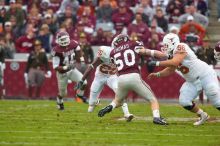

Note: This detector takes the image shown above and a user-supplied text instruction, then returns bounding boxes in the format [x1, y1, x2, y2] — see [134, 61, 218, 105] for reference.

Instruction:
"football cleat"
[153, 117, 168, 125]
[98, 105, 113, 117]
[57, 103, 64, 110]
[124, 114, 134, 122]
[88, 100, 100, 112]
[193, 112, 209, 126]
[88, 105, 95, 112]
[75, 95, 88, 104]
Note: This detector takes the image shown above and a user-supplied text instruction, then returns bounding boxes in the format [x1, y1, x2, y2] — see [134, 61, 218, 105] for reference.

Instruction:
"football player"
[76, 46, 134, 122]
[52, 31, 87, 110]
[148, 33, 220, 125]
[97, 34, 168, 125]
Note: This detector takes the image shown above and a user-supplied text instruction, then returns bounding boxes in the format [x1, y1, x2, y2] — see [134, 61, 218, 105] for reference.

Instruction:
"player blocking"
[97, 34, 168, 125]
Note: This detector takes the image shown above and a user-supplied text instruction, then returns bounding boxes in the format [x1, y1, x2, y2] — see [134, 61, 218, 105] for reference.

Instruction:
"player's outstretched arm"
[148, 66, 176, 79]
[135, 47, 167, 59]
[148, 53, 187, 67]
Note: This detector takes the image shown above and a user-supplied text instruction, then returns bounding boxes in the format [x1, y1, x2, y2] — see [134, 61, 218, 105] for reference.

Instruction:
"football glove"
[147, 61, 160, 67]
[76, 80, 84, 90]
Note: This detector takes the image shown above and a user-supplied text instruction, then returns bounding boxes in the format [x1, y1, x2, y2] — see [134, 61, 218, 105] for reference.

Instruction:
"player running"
[52, 31, 87, 110]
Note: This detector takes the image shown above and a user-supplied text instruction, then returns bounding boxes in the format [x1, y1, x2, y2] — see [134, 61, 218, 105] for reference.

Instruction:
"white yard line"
[0, 130, 220, 137]
[0, 142, 38, 145]
[0, 141, 64, 146]
[117, 116, 220, 122]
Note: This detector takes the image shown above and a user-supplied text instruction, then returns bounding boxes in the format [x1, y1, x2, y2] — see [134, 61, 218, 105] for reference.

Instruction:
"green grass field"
[0, 100, 220, 146]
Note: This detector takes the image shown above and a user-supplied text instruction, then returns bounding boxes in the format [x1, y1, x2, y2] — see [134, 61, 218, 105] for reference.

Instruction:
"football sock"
[121, 103, 130, 116]
[152, 109, 160, 118]
[89, 91, 98, 106]
[57, 96, 63, 104]
[110, 101, 117, 109]
[196, 109, 204, 115]
[76, 89, 84, 97]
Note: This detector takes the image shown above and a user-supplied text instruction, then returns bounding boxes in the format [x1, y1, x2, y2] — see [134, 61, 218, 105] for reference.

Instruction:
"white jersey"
[173, 43, 214, 82]
[95, 46, 117, 76]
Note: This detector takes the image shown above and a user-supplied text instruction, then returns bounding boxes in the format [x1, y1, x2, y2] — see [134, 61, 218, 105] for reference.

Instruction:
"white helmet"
[161, 33, 180, 55]
[56, 31, 70, 47]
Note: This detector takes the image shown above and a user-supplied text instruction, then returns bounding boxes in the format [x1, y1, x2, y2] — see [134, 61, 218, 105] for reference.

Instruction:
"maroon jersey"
[15, 35, 35, 53]
[51, 40, 80, 73]
[110, 40, 143, 75]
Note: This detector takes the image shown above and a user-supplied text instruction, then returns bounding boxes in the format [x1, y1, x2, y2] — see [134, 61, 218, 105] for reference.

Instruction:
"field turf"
[0, 100, 220, 146]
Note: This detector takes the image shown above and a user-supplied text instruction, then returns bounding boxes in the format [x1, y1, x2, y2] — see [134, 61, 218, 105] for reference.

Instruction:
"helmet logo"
[168, 37, 174, 42]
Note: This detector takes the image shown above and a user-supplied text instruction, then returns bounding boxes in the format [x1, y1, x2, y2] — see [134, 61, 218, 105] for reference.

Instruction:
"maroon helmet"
[214, 41, 220, 61]
[55, 31, 70, 47]
[111, 34, 130, 48]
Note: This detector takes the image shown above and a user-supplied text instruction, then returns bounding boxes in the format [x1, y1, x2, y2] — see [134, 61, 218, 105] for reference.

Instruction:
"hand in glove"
[147, 60, 160, 67]
[75, 80, 84, 90]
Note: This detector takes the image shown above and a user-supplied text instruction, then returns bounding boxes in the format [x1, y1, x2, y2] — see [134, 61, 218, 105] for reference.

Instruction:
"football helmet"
[214, 41, 220, 61]
[111, 34, 130, 48]
[161, 33, 180, 55]
[56, 31, 70, 47]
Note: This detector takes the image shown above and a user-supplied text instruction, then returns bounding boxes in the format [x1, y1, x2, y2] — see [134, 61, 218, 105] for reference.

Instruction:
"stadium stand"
[0, 0, 219, 99]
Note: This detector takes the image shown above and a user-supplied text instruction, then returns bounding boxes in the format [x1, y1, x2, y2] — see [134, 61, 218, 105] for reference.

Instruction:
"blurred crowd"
[0, 0, 216, 66]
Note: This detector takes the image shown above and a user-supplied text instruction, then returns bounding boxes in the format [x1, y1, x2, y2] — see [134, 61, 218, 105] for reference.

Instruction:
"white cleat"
[88, 105, 96, 112]
[124, 114, 134, 122]
[193, 112, 209, 126]
[88, 100, 100, 113]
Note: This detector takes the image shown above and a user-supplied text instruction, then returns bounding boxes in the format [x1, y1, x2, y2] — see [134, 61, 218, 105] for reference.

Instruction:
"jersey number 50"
[113, 49, 135, 71]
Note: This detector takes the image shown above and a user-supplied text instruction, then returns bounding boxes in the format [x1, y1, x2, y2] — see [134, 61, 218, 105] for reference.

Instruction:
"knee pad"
[183, 102, 195, 110]
[179, 96, 193, 107]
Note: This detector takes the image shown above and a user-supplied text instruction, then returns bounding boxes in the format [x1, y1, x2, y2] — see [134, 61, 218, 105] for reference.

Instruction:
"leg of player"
[179, 82, 209, 125]
[70, 68, 88, 103]
[56, 73, 68, 110]
[183, 102, 209, 126]
[201, 72, 220, 112]
[98, 97, 123, 117]
[107, 75, 133, 122]
[76, 82, 88, 103]
[121, 102, 134, 122]
[88, 91, 100, 112]
[145, 97, 167, 125]
[57, 94, 64, 110]
[134, 76, 167, 125]
[88, 75, 105, 112]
